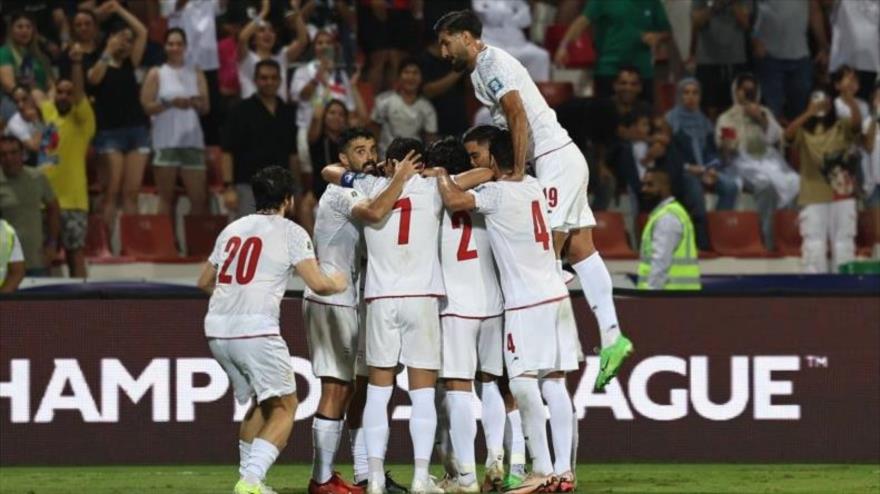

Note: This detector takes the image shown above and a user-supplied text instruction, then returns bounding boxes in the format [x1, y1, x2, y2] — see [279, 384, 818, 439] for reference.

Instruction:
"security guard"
[637, 168, 701, 290]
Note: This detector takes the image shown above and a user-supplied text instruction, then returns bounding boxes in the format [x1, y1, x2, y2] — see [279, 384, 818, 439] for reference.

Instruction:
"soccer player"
[424, 137, 505, 493]
[304, 128, 420, 494]
[435, 131, 580, 493]
[435, 10, 633, 390]
[197, 166, 348, 494]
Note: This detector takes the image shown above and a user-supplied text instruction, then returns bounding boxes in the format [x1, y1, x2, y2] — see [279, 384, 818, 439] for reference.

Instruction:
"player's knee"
[565, 228, 596, 263]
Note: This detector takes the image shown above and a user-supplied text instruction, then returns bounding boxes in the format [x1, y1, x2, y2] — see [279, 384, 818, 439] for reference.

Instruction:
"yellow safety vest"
[637, 200, 701, 290]
[0, 219, 15, 285]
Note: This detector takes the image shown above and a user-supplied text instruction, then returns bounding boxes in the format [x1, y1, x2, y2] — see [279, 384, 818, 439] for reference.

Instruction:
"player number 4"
[218, 236, 263, 285]
[507, 333, 516, 353]
[531, 200, 550, 250]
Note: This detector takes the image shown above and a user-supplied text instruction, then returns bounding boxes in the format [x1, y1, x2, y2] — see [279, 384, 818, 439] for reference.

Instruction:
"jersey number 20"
[218, 236, 263, 284]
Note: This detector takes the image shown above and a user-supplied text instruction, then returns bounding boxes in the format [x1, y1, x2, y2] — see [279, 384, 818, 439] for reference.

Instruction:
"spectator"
[357, 0, 420, 92]
[290, 30, 365, 175]
[0, 135, 60, 276]
[785, 82, 861, 273]
[0, 216, 25, 293]
[555, 0, 670, 102]
[666, 77, 738, 211]
[140, 28, 210, 217]
[300, 0, 357, 68]
[474, 0, 550, 81]
[417, 32, 469, 137]
[4, 85, 56, 167]
[751, 0, 829, 121]
[86, 2, 148, 235]
[637, 168, 701, 290]
[221, 59, 298, 218]
[691, 0, 751, 120]
[216, 11, 244, 124]
[828, 0, 879, 102]
[717, 73, 799, 251]
[370, 58, 438, 157]
[37, 44, 95, 278]
[58, 9, 102, 80]
[0, 12, 55, 121]
[863, 81, 880, 258]
[237, 0, 309, 102]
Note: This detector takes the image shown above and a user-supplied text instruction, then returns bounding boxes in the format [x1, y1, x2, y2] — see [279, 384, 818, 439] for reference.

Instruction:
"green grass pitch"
[0, 464, 877, 493]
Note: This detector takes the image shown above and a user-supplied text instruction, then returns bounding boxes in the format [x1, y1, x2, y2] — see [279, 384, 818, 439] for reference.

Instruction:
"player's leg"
[239, 401, 265, 477]
[539, 371, 574, 490]
[408, 367, 441, 493]
[475, 315, 507, 491]
[498, 375, 527, 484]
[311, 378, 353, 490]
[237, 393, 298, 490]
[347, 375, 370, 486]
[434, 381, 458, 480]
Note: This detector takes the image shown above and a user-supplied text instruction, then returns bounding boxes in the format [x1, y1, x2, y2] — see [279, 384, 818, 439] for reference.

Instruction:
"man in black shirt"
[417, 31, 469, 137]
[221, 59, 298, 217]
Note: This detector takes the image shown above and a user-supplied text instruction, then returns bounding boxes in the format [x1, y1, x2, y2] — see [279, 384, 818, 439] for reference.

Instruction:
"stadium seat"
[544, 23, 596, 68]
[537, 81, 574, 108]
[856, 210, 877, 254]
[635, 212, 649, 246]
[184, 215, 229, 258]
[707, 211, 771, 257]
[119, 214, 189, 261]
[592, 212, 638, 259]
[773, 210, 802, 256]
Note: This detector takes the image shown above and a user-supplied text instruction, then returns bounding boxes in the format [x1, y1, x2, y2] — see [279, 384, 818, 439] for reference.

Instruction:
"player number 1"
[531, 200, 550, 250]
[394, 198, 412, 245]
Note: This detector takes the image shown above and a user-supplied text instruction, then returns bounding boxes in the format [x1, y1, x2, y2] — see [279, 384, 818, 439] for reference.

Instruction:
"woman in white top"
[140, 28, 210, 217]
[237, 0, 309, 101]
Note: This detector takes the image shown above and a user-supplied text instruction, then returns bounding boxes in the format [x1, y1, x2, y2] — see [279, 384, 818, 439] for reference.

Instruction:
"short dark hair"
[74, 8, 98, 23]
[0, 135, 23, 150]
[831, 64, 856, 88]
[165, 27, 187, 44]
[426, 136, 470, 175]
[254, 59, 281, 78]
[398, 57, 421, 75]
[733, 72, 757, 90]
[489, 130, 514, 173]
[433, 10, 482, 38]
[462, 125, 500, 145]
[386, 137, 424, 163]
[251, 166, 296, 211]
[619, 109, 651, 128]
[616, 65, 642, 82]
[339, 127, 375, 152]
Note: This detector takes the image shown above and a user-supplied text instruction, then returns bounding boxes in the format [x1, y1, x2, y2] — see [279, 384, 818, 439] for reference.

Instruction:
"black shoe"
[385, 471, 409, 494]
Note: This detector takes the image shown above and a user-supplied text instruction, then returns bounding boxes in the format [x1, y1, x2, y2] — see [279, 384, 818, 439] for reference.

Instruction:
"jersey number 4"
[218, 236, 263, 285]
[531, 200, 550, 250]
[451, 211, 478, 261]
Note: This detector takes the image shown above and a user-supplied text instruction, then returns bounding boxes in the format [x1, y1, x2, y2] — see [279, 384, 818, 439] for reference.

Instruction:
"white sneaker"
[411, 475, 445, 494]
[367, 478, 385, 494]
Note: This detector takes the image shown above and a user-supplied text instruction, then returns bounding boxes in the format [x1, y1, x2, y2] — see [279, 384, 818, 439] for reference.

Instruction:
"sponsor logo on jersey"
[487, 78, 504, 96]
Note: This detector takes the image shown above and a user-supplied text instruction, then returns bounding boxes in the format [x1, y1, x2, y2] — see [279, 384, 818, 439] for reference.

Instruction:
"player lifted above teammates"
[436, 130, 581, 493]
[304, 128, 420, 494]
[197, 166, 347, 494]
[435, 10, 633, 389]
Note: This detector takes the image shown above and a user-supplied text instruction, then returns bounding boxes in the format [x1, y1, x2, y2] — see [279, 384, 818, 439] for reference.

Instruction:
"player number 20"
[218, 236, 263, 285]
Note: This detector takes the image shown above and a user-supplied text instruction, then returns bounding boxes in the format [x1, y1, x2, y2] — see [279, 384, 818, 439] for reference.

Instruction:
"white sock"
[312, 417, 343, 483]
[363, 384, 393, 483]
[409, 387, 437, 482]
[478, 381, 506, 463]
[506, 409, 526, 468]
[238, 440, 251, 478]
[507, 377, 553, 476]
[573, 252, 622, 348]
[571, 407, 579, 475]
[541, 378, 573, 474]
[242, 438, 280, 484]
[350, 428, 369, 483]
[435, 385, 458, 477]
[446, 390, 477, 484]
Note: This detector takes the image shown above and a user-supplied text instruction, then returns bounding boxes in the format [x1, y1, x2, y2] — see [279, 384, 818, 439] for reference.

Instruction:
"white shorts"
[208, 336, 296, 405]
[503, 298, 581, 378]
[366, 297, 442, 369]
[534, 142, 596, 232]
[440, 315, 504, 379]
[304, 299, 368, 381]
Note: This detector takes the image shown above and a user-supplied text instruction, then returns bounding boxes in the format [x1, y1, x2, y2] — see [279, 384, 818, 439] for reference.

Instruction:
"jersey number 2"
[394, 198, 412, 245]
[531, 200, 550, 250]
[218, 236, 263, 284]
[451, 211, 478, 261]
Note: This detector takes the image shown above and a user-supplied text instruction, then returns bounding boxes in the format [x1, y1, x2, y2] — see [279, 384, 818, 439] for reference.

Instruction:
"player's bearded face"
[440, 32, 469, 72]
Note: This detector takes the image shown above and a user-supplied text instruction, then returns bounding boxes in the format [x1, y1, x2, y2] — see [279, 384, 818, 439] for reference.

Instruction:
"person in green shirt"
[554, 0, 670, 103]
[0, 12, 54, 121]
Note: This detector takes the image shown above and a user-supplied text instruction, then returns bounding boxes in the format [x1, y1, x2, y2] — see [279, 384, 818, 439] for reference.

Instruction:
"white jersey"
[469, 177, 567, 310]
[304, 184, 366, 307]
[439, 209, 503, 318]
[205, 215, 315, 338]
[356, 175, 446, 300]
[470, 45, 571, 158]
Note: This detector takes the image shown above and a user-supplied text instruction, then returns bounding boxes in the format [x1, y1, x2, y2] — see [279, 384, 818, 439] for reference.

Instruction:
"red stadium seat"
[119, 214, 186, 261]
[635, 212, 649, 245]
[544, 23, 596, 68]
[184, 214, 229, 258]
[592, 212, 638, 259]
[773, 210, 802, 256]
[707, 211, 771, 257]
[857, 210, 877, 254]
[537, 81, 574, 108]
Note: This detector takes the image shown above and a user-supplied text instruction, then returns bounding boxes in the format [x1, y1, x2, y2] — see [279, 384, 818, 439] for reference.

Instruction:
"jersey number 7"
[218, 236, 263, 285]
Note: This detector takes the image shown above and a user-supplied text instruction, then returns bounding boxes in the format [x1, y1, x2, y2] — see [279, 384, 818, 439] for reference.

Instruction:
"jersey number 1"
[531, 200, 550, 250]
[394, 198, 411, 245]
[451, 211, 478, 261]
[218, 236, 263, 284]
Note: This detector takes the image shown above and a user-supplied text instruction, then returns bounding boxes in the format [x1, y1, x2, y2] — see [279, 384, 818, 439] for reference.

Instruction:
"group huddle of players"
[198, 10, 635, 494]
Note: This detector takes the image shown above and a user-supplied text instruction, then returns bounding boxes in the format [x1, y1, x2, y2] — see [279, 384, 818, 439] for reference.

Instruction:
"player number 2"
[451, 211, 478, 261]
[394, 198, 412, 245]
[218, 236, 263, 285]
[531, 200, 550, 251]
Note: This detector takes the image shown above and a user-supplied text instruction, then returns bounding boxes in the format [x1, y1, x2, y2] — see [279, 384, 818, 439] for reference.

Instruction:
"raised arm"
[283, 0, 310, 63]
[69, 44, 86, 102]
[114, 1, 148, 66]
[296, 258, 347, 295]
[785, 100, 820, 141]
[238, 0, 270, 61]
[352, 151, 418, 223]
[554, 14, 589, 66]
[500, 91, 528, 179]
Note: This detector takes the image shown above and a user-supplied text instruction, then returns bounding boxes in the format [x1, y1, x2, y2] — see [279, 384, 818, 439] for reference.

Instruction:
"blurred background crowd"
[0, 0, 877, 286]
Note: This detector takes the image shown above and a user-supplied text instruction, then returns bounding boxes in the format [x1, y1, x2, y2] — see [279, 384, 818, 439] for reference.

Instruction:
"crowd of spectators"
[0, 0, 877, 284]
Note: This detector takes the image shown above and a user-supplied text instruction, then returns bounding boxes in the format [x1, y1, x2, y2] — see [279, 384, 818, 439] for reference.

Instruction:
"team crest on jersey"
[487, 77, 503, 95]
